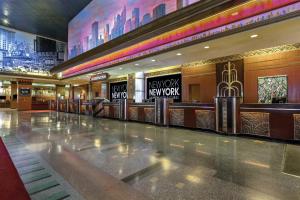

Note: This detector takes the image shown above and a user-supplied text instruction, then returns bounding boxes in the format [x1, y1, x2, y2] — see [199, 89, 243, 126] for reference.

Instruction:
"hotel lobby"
[0, 0, 300, 199]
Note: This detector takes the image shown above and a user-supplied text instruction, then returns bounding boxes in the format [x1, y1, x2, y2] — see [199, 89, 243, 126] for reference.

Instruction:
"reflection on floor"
[0, 110, 300, 200]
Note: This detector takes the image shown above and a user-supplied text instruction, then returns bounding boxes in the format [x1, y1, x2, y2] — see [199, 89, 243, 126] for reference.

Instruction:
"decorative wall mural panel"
[169, 109, 184, 126]
[216, 60, 244, 98]
[240, 112, 270, 136]
[195, 110, 215, 130]
[0, 26, 65, 76]
[144, 108, 155, 123]
[113, 106, 120, 118]
[104, 106, 110, 117]
[294, 114, 300, 140]
[258, 75, 288, 104]
[129, 107, 138, 121]
[68, 0, 200, 58]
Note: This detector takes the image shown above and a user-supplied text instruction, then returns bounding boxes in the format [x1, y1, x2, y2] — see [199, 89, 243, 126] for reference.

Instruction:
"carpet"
[0, 137, 30, 200]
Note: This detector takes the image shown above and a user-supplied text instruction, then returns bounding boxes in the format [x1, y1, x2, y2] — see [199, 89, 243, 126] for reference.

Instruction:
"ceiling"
[0, 0, 92, 41]
[66, 16, 300, 85]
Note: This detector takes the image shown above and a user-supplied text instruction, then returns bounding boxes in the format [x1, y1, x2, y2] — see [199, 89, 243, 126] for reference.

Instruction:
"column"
[88, 82, 93, 100]
[17, 79, 32, 111]
[10, 81, 17, 109]
[135, 72, 145, 103]
[101, 82, 108, 99]
[127, 73, 135, 100]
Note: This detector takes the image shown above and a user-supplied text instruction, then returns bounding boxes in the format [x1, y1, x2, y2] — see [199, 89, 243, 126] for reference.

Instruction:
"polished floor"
[0, 110, 300, 200]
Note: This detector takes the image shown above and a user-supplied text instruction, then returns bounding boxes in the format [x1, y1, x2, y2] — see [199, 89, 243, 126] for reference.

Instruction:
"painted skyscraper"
[91, 21, 99, 48]
[153, 4, 166, 20]
[68, 0, 201, 58]
[132, 8, 140, 29]
[104, 24, 110, 42]
[141, 13, 152, 25]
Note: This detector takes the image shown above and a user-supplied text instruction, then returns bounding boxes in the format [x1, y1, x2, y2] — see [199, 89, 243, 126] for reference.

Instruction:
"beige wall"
[181, 64, 216, 103]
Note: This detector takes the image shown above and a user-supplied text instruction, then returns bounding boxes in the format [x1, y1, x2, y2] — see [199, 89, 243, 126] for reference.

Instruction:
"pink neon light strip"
[63, 0, 298, 77]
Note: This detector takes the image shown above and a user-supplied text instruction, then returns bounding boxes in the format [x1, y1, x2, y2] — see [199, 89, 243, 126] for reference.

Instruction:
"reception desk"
[102, 102, 215, 131]
[168, 103, 215, 130]
[0, 100, 10, 108]
[240, 104, 300, 141]
[127, 103, 155, 123]
[51, 99, 300, 142]
[102, 102, 122, 119]
[32, 101, 49, 110]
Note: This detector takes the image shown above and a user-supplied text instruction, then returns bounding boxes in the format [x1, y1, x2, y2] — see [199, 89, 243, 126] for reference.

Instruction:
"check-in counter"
[125, 102, 215, 130]
[0, 100, 10, 108]
[49, 100, 57, 110]
[49, 97, 300, 142]
[59, 100, 67, 112]
[168, 103, 215, 130]
[81, 101, 93, 115]
[32, 101, 49, 110]
[240, 104, 300, 141]
[102, 102, 121, 119]
[69, 100, 79, 113]
[128, 103, 155, 123]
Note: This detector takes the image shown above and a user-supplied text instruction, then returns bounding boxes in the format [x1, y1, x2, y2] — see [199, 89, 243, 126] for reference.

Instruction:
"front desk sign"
[110, 81, 127, 101]
[90, 73, 109, 82]
[147, 74, 182, 102]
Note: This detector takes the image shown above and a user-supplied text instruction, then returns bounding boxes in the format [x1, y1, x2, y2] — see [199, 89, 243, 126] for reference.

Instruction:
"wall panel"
[244, 49, 300, 103]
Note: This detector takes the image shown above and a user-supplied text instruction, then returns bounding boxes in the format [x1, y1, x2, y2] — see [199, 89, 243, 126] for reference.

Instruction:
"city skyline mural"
[63, 0, 299, 78]
[0, 26, 66, 76]
[68, 0, 200, 58]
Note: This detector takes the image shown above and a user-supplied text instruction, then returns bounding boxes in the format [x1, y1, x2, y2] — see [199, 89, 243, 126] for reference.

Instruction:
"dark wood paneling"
[241, 104, 300, 140]
[270, 112, 294, 140]
[244, 49, 300, 103]
[138, 108, 145, 122]
[109, 106, 114, 118]
[182, 64, 216, 103]
[184, 108, 196, 128]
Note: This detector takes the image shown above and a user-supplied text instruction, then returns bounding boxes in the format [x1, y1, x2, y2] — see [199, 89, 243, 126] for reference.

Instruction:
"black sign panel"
[19, 88, 31, 96]
[147, 74, 182, 102]
[110, 81, 127, 101]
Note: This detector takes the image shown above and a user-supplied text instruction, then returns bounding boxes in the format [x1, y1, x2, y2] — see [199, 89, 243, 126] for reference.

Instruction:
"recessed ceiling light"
[135, 63, 140, 66]
[250, 34, 258, 38]
[151, 59, 156, 62]
[231, 12, 239, 16]
[176, 53, 182, 56]
[204, 46, 210, 49]
[3, 18, 9, 24]
[119, 67, 123, 70]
